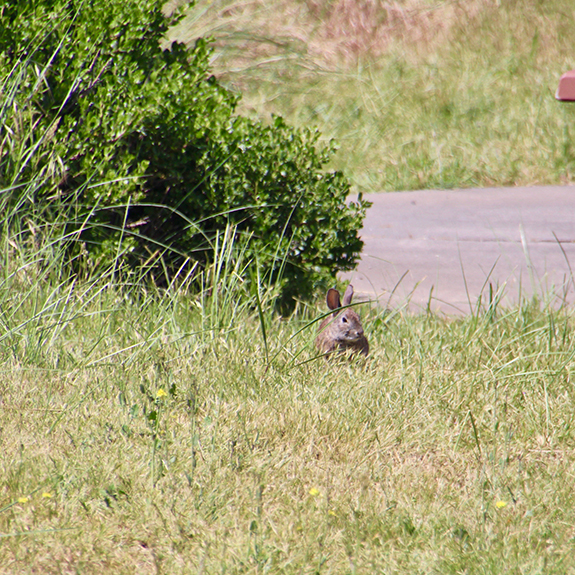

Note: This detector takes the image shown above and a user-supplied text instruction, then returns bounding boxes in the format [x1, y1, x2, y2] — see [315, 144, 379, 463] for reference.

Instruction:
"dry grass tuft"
[172, 0, 493, 69]
[303, 0, 491, 63]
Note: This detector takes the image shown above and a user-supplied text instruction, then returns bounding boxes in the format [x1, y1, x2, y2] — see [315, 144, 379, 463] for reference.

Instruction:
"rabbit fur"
[315, 284, 369, 357]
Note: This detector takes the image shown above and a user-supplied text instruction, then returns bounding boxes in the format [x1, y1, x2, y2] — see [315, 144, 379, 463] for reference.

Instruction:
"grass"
[3, 1, 575, 572]
[2, 239, 575, 572]
[171, 0, 575, 193]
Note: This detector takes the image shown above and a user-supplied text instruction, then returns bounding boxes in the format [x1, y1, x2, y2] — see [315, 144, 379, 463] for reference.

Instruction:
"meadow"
[171, 0, 575, 193]
[2, 239, 575, 573]
[2, 0, 575, 573]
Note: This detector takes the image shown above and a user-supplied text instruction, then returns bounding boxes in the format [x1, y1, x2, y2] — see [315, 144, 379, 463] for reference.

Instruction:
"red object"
[556, 70, 575, 101]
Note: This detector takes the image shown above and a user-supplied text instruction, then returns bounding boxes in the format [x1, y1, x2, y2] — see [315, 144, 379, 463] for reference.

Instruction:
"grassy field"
[171, 0, 575, 193]
[2, 248, 575, 573]
[3, 1, 575, 573]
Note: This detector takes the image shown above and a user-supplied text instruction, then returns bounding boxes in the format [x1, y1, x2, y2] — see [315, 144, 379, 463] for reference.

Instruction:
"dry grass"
[170, 0, 492, 67]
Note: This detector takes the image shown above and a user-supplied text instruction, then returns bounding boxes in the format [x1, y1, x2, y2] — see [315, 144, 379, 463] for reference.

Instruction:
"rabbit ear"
[326, 288, 341, 310]
[342, 284, 354, 306]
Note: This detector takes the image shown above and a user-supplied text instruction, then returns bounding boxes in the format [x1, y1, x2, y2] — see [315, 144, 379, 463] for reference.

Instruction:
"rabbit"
[315, 284, 369, 357]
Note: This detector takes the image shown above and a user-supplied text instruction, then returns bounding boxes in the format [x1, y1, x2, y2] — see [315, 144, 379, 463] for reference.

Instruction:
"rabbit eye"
[341, 316, 347, 323]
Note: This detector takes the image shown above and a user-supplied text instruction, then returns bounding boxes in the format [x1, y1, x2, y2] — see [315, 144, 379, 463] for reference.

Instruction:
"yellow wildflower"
[156, 388, 168, 398]
[495, 500, 507, 509]
[309, 488, 321, 497]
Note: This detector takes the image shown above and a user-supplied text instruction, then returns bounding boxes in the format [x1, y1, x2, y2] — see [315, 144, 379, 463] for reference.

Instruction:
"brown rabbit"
[315, 284, 369, 357]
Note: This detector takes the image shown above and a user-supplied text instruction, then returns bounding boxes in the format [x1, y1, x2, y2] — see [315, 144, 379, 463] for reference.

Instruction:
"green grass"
[2, 247, 575, 572]
[171, 0, 575, 193]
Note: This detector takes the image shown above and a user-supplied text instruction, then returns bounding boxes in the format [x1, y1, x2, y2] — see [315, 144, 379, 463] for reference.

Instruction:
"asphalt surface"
[341, 186, 575, 314]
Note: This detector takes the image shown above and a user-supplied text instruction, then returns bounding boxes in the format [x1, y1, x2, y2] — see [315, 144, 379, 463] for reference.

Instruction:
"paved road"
[341, 186, 575, 314]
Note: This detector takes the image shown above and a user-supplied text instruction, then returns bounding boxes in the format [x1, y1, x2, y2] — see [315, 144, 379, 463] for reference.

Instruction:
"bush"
[0, 0, 368, 305]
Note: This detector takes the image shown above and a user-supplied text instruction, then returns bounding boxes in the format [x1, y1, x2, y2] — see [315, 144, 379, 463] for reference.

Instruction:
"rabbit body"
[315, 285, 369, 357]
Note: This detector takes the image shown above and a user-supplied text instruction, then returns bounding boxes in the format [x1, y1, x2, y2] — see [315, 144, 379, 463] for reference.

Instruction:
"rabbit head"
[315, 284, 369, 357]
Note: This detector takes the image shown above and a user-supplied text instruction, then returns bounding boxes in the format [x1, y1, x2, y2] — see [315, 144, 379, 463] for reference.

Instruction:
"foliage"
[0, 0, 368, 304]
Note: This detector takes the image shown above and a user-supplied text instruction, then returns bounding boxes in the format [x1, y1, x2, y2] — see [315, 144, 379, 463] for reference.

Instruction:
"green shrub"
[0, 0, 368, 305]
